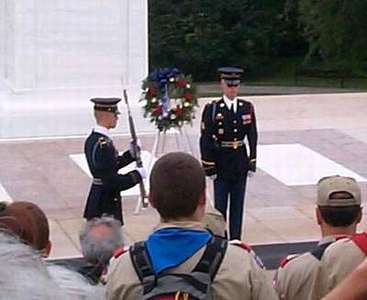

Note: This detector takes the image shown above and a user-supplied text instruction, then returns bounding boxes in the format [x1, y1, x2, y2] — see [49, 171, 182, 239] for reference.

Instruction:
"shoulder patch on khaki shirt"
[280, 254, 300, 268]
[230, 240, 265, 269]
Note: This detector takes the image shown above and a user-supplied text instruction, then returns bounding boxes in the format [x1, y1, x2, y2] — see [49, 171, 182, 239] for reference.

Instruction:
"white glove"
[209, 174, 217, 181]
[129, 139, 142, 158]
[136, 167, 147, 179]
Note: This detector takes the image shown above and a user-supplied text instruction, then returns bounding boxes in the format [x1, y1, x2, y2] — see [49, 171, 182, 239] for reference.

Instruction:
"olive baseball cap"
[317, 175, 361, 207]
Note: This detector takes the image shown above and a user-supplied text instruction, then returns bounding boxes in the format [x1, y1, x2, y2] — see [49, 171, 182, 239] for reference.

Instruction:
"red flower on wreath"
[152, 105, 163, 116]
[147, 86, 158, 97]
[175, 105, 183, 117]
[184, 91, 193, 102]
[176, 78, 188, 88]
[141, 69, 198, 131]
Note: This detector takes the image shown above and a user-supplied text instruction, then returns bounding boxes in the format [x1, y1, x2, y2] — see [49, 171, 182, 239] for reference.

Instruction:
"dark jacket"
[83, 131, 141, 224]
[200, 98, 258, 181]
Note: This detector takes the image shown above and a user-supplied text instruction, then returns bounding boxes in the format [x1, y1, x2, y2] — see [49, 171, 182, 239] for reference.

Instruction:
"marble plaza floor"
[1, 92, 367, 258]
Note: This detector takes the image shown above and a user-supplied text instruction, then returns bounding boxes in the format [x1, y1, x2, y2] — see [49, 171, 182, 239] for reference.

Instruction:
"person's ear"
[356, 207, 362, 224]
[148, 193, 156, 208]
[198, 191, 206, 207]
[42, 240, 52, 258]
[315, 207, 322, 225]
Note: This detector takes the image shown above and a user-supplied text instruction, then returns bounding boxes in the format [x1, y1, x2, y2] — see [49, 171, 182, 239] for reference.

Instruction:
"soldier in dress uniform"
[83, 98, 146, 225]
[199, 67, 258, 240]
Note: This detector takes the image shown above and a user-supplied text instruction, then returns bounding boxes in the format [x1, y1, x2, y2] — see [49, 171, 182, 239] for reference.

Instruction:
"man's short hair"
[79, 216, 123, 265]
[149, 152, 206, 220]
[317, 175, 362, 227]
[0, 201, 50, 252]
[318, 205, 361, 227]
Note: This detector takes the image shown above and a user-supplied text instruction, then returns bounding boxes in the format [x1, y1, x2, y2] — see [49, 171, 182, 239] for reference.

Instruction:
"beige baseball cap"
[317, 175, 361, 207]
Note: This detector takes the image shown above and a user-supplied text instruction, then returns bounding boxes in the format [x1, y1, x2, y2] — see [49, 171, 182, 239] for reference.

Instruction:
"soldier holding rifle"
[84, 97, 147, 225]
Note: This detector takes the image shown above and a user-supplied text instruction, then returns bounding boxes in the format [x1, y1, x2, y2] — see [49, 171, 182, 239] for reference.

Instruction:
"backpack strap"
[352, 232, 367, 255]
[310, 235, 348, 260]
[129, 241, 156, 294]
[130, 237, 228, 296]
[310, 241, 334, 260]
[193, 236, 228, 281]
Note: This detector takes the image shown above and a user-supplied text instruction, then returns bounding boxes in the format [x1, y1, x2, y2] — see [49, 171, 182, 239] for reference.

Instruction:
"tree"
[149, 0, 299, 80]
[299, 0, 367, 71]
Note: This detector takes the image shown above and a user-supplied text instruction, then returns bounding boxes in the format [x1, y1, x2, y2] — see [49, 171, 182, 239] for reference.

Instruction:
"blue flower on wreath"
[149, 68, 181, 116]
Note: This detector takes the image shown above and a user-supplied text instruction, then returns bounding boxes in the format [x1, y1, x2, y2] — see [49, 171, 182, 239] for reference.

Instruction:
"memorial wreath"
[140, 68, 198, 132]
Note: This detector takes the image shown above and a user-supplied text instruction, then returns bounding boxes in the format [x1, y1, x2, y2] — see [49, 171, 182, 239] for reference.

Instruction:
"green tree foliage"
[149, 0, 302, 80]
[299, 0, 367, 71]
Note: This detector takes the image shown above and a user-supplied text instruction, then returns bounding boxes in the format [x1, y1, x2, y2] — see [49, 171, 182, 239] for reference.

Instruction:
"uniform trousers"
[214, 176, 247, 240]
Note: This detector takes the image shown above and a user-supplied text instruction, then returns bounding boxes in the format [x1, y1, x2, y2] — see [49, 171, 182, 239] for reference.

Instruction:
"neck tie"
[230, 102, 235, 114]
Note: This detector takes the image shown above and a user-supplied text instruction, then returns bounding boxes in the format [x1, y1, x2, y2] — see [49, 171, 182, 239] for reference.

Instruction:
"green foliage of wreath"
[140, 72, 198, 132]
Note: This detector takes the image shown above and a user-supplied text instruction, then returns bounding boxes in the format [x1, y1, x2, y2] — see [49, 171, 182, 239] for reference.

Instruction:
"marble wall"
[0, 0, 148, 92]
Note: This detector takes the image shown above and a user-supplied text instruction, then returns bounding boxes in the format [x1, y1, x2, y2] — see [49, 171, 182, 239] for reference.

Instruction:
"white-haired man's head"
[79, 216, 124, 266]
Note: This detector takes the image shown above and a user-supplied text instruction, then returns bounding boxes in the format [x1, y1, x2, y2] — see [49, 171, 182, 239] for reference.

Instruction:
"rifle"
[123, 89, 148, 207]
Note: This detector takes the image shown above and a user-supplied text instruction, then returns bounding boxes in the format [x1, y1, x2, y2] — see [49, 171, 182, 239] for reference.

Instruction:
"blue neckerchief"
[146, 227, 211, 274]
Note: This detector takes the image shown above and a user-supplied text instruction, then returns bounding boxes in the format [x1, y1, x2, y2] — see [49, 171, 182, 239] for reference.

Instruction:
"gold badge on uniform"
[98, 137, 108, 147]
[216, 113, 224, 120]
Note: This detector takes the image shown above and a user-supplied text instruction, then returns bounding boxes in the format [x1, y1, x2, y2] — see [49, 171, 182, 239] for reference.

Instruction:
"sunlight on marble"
[257, 143, 366, 186]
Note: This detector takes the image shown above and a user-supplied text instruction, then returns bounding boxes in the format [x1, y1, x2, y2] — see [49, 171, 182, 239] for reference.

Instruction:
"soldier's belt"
[218, 140, 244, 149]
[92, 178, 103, 185]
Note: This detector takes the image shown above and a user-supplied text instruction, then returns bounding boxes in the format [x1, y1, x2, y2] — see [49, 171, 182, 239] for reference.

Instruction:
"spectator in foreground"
[79, 215, 124, 284]
[274, 175, 362, 300]
[47, 264, 105, 300]
[202, 204, 227, 238]
[323, 258, 367, 300]
[0, 232, 63, 300]
[0, 201, 52, 256]
[106, 152, 276, 300]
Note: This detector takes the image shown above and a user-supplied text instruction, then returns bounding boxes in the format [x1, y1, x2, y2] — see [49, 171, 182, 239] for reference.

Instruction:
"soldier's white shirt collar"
[93, 125, 112, 139]
[223, 95, 238, 113]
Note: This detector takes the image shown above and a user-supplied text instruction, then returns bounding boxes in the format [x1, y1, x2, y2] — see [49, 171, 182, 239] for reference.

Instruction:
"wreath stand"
[134, 125, 195, 214]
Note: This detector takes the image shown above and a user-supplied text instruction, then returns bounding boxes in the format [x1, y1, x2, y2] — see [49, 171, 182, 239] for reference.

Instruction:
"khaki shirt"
[312, 237, 365, 300]
[106, 221, 277, 300]
[274, 236, 337, 300]
[202, 205, 227, 238]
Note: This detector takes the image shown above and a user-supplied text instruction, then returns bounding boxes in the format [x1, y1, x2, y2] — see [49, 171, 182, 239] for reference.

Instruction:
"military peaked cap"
[90, 97, 121, 114]
[218, 67, 244, 85]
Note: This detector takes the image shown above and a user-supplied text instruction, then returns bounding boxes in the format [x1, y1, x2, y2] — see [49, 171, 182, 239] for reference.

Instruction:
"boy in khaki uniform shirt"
[323, 258, 367, 300]
[274, 175, 362, 300]
[106, 152, 277, 300]
[312, 235, 366, 299]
